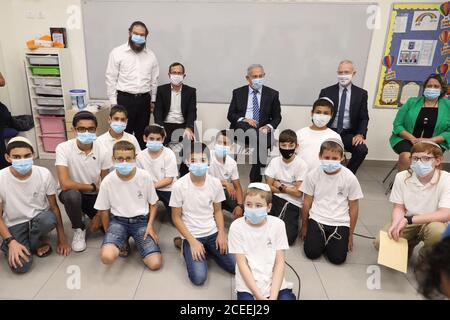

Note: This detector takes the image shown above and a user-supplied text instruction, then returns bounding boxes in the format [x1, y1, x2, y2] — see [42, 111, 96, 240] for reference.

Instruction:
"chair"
[382, 163, 398, 195]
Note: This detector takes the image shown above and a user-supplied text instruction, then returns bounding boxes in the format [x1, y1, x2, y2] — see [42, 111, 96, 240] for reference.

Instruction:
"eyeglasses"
[411, 156, 435, 162]
[114, 157, 135, 163]
[76, 127, 96, 133]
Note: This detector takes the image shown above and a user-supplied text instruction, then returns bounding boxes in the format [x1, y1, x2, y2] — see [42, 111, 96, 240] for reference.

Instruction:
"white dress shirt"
[105, 43, 159, 105]
[165, 85, 184, 124]
[331, 84, 351, 130]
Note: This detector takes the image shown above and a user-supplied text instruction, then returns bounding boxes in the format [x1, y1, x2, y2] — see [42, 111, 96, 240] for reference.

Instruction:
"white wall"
[0, 0, 448, 162]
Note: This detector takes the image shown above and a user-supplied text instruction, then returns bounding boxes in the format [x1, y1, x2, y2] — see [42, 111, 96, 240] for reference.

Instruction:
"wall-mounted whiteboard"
[82, 0, 374, 105]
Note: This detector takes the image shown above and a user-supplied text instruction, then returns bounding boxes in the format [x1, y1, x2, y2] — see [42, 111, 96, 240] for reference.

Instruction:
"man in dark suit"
[319, 60, 369, 174]
[227, 64, 282, 182]
[154, 62, 197, 145]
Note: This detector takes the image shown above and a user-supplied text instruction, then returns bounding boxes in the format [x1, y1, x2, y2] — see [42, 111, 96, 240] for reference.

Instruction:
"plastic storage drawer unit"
[30, 66, 60, 76]
[27, 55, 59, 65]
[37, 116, 66, 134]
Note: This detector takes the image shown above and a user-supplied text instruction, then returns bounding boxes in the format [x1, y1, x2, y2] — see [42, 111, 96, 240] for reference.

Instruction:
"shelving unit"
[24, 48, 74, 159]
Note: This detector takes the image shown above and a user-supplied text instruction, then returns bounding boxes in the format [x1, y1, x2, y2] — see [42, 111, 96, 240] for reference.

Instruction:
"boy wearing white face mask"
[0, 137, 70, 274]
[297, 98, 342, 171]
[375, 141, 450, 262]
[228, 183, 295, 300]
[170, 142, 235, 285]
[208, 130, 244, 220]
[97, 105, 141, 165]
[300, 139, 363, 265]
[137, 124, 178, 212]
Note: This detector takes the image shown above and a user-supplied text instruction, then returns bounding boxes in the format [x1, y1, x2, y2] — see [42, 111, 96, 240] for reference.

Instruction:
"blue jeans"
[182, 232, 235, 285]
[237, 288, 296, 300]
[103, 215, 160, 259]
[1, 210, 56, 274]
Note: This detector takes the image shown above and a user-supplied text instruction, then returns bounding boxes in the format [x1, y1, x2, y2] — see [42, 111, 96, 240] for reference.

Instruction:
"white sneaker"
[72, 228, 87, 252]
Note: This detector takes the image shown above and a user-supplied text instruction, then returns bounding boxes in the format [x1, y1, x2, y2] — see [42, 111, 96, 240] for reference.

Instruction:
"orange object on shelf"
[26, 34, 62, 49]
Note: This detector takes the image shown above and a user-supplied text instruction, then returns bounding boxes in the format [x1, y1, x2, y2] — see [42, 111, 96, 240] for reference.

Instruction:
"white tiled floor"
[0, 161, 422, 300]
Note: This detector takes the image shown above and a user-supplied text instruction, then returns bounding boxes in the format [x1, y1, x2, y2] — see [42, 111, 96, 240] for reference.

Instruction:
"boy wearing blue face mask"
[170, 142, 235, 285]
[95, 141, 162, 270]
[97, 105, 141, 163]
[228, 183, 295, 300]
[0, 137, 70, 273]
[375, 141, 449, 262]
[56, 111, 112, 252]
[137, 124, 178, 212]
[209, 130, 244, 219]
[300, 138, 363, 265]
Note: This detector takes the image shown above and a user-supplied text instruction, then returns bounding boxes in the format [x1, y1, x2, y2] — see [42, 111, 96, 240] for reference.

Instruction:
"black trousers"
[303, 218, 349, 265]
[59, 190, 98, 230]
[270, 195, 301, 245]
[338, 129, 368, 174]
[117, 91, 151, 149]
[0, 101, 11, 169]
[234, 121, 273, 183]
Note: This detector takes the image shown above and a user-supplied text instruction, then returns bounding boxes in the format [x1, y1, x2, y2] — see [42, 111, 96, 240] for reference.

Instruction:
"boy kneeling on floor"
[0, 137, 70, 273]
[95, 141, 162, 270]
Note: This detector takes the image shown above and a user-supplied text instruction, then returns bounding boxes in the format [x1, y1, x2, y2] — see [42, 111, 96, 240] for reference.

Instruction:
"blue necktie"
[252, 90, 260, 124]
[336, 87, 347, 133]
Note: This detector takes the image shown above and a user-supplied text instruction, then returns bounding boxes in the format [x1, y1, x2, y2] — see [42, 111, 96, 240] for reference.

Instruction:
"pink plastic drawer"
[37, 116, 65, 134]
[40, 134, 66, 153]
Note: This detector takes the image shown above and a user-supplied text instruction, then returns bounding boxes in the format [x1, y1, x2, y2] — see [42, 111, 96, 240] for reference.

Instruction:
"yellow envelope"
[377, 230, 408, 273]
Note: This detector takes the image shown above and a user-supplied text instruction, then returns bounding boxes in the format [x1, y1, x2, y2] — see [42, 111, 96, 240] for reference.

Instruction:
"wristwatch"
[91, 183, 97, 192]
[405, 215, 413, 225]
[4, 236, 15, 246]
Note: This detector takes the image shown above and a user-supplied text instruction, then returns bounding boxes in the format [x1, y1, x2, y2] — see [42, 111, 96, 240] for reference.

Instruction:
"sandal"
[36, 243, 53, 258]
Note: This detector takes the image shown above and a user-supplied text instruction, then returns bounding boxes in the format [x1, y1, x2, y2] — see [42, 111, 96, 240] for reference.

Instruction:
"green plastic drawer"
[30, 65, 60, 76]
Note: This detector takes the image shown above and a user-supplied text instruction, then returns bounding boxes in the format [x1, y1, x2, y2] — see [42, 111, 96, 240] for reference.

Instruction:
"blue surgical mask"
[320, 159, 342, 173]
[189, 162, 209, 177]
[110, 121, 127, 134]
[114, 162, 136, 176]
[423, 88, 441, 100]
[251, 78, 264, 91]
[12, 158, 33, 175]
[244, 207, 268, 225]
[411, 160, 434, 177]
[214, 144, 230, 158]
[131, 34, 146, 45]
[146, 140, 163, 152]
[77, 132, 97, 145]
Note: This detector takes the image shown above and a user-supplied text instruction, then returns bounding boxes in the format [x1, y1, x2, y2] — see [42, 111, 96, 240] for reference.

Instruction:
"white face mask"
[312, 114, 332, 128]
[338, 74, 353, 86]
[170, 74, 184, 86]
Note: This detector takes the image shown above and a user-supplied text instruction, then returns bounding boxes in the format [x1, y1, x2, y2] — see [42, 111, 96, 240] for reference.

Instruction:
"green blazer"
[390, 96, 450, 151]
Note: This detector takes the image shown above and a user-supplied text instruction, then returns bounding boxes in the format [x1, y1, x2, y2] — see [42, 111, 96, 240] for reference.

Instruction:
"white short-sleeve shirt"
[169, 173, 226, 238]
[264, 155, 308, 208]
[390, 170, 450, 215]
[136, 147, 178, 191]
[55, 139, 112, 187]
[94, 168, 158, 218]
[228, 216, 293, 297]
[96, 130, 141, 162]
[296, 127, 342, 171]
[0, 166, 57, 227]
[300, 166, 363, 227]
[208, 152, 239, 183]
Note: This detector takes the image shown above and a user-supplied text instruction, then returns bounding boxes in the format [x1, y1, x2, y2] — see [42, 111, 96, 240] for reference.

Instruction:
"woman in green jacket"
[390, 74, 450, 171]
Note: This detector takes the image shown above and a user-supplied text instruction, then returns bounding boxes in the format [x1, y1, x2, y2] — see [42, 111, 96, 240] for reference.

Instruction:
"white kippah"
[416, 140, 441, 149]
[323, 137, 344, 151]
[7, 136, 33, 148]
[248, 182, 271, 192]
[319, 97, 334, 107]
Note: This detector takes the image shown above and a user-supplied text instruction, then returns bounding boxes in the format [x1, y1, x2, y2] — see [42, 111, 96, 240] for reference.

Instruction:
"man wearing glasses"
[56, 111, 112, 252]
[227, 64, 282, 182]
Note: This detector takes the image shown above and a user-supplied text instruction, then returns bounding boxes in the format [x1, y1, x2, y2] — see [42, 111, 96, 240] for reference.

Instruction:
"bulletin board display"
[375, 2, 450, 108]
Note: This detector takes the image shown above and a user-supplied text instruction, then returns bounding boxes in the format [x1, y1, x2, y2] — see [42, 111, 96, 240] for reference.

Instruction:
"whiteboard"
[82, 0, 374, 105]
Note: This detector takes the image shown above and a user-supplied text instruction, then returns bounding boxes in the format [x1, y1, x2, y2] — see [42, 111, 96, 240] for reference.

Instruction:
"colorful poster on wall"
[411, 10, 440, 31]
[397, 39, 437, 66]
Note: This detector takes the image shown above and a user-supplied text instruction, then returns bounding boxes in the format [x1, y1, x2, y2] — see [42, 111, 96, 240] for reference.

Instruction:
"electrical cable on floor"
[285, 261, 301, 300]
[353, 232, 375, 240]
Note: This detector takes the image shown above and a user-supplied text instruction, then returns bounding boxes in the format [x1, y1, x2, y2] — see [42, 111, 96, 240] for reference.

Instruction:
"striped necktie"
[252, 89, 260, 124]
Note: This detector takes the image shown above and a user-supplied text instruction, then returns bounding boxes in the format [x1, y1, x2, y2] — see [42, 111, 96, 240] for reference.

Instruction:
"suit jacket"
[319, 83, 369, 137]
[154, 83, 197, 130]
[227, 85, 282, 129]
